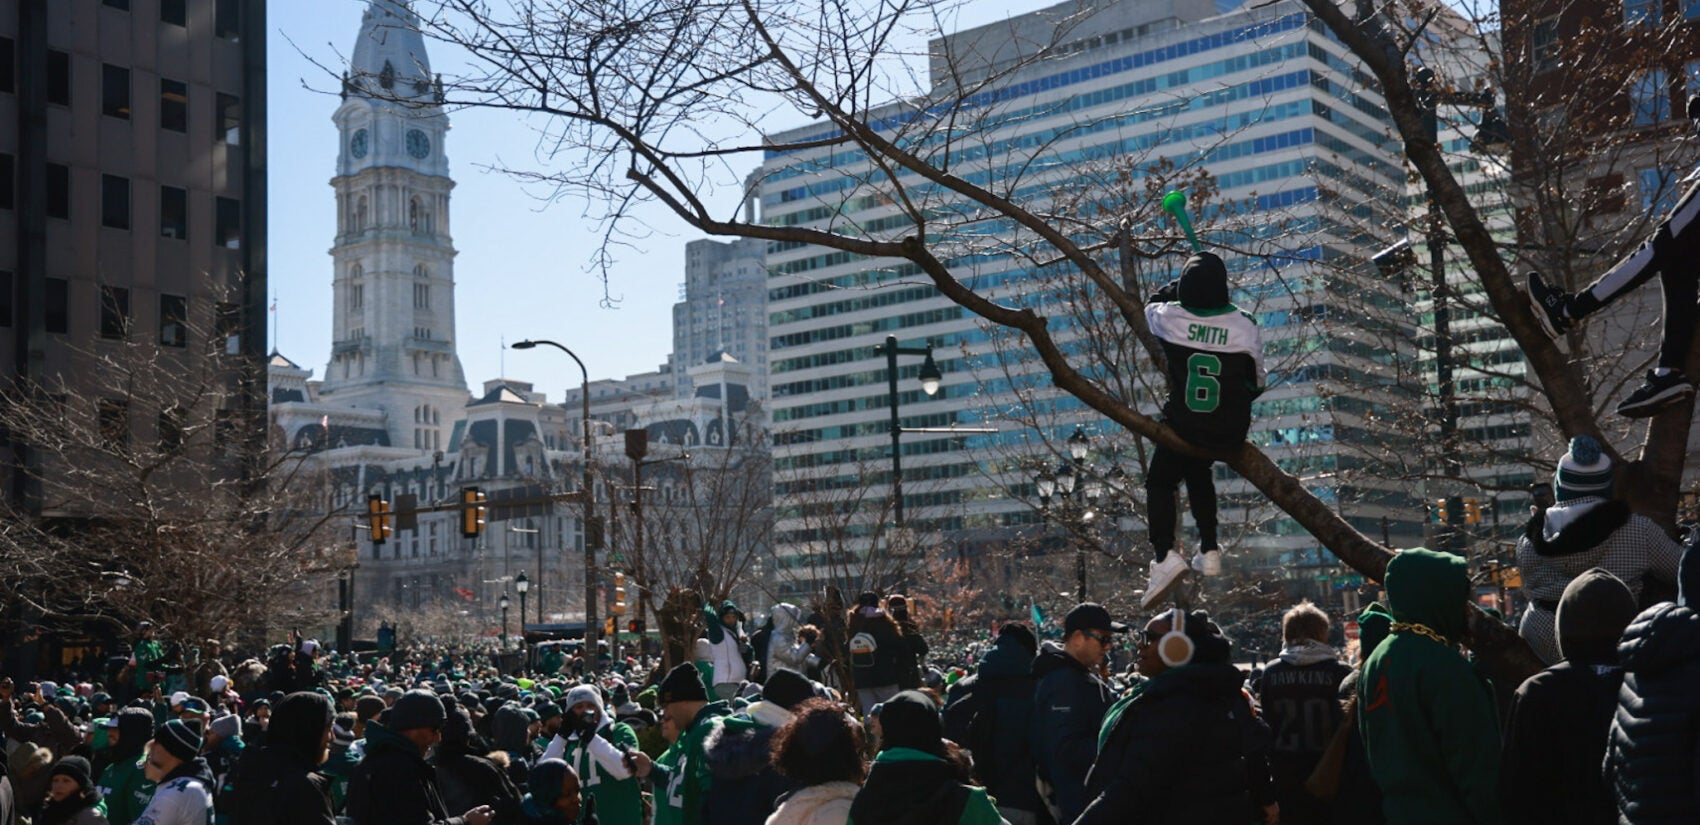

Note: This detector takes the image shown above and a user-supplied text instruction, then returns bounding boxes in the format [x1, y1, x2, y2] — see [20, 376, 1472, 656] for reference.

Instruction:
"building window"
[0, 153, 11, 210]
[1533, 17, 1559, 71]
[159, 293, 187, 347]
[98, 399, 129, 448]
[102, 174, 130, 229]
[413, 283, 430, 308]
[46, 50, 70, 105]
[1632, 69, 1670, 125]
[44, 278, 67, 334]
[102, 63, 130, 119]
[215, 302, 240, 353]
[1626, 0, 1661, 26]
[216, 93, 240, 144]
[100, 286, 130, 339]
[215, 196, 240, 248]
[160, 78, 187, 132]
[46, 163, 68, 218]
[161, 0, 186, 26]
[0, 38, 13, 94]
[0, 270, 12, 327]
[350, 283, 363, 312]
[414, 264, 428, 279]
[215, 0, 240, 38]
[160, 185, 187, 239]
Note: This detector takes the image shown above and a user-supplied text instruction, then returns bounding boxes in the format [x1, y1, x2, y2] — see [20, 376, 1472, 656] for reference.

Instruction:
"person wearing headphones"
[1074, 608, 1277, 825]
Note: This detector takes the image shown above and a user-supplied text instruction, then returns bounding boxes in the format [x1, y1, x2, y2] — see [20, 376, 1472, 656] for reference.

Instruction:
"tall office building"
[761, 0, 1422, 601]
[673, 237, 769, 401]
[1, 0, 268, 505]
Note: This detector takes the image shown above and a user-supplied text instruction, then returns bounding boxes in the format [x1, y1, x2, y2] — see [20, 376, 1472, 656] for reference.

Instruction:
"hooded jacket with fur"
[1515, 499, 1682, 664]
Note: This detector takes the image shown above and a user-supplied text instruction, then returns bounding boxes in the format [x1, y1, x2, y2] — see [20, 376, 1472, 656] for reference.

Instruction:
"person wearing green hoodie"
[1359, 548, 1504, 825]
[847, 690, 1001, 825]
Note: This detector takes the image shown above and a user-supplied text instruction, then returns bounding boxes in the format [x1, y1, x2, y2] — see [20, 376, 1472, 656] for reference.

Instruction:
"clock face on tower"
[351, 129, 369, 159]
[406, 129, 431, 159]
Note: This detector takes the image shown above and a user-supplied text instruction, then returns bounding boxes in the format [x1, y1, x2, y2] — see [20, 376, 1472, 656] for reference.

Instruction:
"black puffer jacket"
[941, 634, 1043, 815]
[1076, 663, 1272, 825]
[1605, 601, 1700, 825]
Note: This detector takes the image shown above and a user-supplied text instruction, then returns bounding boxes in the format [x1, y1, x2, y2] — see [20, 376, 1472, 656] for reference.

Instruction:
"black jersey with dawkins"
[1144, 291, 1265, 451]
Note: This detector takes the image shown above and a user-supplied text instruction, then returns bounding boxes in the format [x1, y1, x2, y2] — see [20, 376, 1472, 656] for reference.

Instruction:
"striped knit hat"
[155, 718, 203, 762]
[1554, 435, 1613, 502]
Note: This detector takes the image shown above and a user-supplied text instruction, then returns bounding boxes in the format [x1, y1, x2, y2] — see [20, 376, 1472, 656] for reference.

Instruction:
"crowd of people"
[0, 513, 1697, 825]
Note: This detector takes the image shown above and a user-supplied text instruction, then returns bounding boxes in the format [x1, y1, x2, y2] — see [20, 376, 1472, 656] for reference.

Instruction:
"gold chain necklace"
[1390, 621, 1449, 646]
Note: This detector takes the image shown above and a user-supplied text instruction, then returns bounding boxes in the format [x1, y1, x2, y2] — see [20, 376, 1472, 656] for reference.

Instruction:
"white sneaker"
[1141, 554, 1191, 610]
[1192, 549, 1223, 576]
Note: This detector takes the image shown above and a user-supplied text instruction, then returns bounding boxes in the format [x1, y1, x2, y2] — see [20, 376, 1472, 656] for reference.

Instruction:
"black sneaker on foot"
[1617, 370, 1695, 418]
[1525, 271, 1571, 340]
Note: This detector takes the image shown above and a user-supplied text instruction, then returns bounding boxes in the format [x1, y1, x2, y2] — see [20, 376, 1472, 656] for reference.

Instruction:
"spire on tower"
[349, 0, 435, 105]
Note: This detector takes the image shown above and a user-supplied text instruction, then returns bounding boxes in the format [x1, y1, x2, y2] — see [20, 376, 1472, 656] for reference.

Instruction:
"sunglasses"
[1081, 630, 1113, 646]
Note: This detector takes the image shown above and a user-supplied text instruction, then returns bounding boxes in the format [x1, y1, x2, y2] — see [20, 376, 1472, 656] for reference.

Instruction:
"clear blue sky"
[267, 1, 1057, 398]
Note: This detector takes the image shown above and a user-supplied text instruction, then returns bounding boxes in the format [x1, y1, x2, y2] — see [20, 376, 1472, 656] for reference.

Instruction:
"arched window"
[414, 264, 429, 279]
[355, 196, 368, 232]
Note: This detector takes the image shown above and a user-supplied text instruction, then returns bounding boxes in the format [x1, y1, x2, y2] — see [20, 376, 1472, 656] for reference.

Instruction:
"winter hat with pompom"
[1555, 435, 1613, 502]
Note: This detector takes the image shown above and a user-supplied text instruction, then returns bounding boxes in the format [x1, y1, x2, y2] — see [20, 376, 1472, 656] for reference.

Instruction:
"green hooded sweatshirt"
[1359, 548, 1503, 825]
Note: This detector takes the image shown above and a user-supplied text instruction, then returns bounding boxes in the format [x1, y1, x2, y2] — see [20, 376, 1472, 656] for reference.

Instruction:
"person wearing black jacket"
[1140, 251, 1265, 609]
[847, 593, 906, 715]
[942, 623, 1046, 825]
[1605, 535, 1700, 825]
[1501, 568, 1636, 825]
[1077, 608, 1275, 825]
[886, 596, 930, 691]
[222, 691, 336, 825]
[1031, 604, 1122, 825]
[346, 690, 494, 825]
[434, 704, 521, 821]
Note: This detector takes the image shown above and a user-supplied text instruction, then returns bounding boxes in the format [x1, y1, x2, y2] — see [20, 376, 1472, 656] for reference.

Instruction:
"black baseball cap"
[1064, 603, 1129, 636]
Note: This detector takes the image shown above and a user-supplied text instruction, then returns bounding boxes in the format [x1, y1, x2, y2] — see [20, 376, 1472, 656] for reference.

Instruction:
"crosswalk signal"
[461, 487, 487, 537]
[367, 495, 392, 543]
[612, 571, 627, 616]
[627, 620, 640, 633]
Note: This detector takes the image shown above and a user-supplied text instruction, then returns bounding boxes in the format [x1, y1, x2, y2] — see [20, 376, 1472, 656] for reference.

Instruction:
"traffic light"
[611, 571, 627, 616]
[604, 617, 616, 638]
[1433, 498, 1448, 524]
[627, 620, 640, 633]
[1464, 498, 1482, 525]
[460, 487, 487, 537]
[367, 495, 392, 543]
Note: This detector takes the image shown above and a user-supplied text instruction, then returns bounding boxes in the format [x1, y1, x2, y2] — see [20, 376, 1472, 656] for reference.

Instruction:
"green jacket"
[1360, 548, 1504, 825]
[560, 722, 643, 825]
[97, 752, 156, 825]
[132, 640, 166, 690]
[651, 702, 729, 825]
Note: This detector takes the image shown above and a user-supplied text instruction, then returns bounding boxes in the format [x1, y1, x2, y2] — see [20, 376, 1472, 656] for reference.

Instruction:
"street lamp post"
[499, 592, 512, 648]
[1035, 428, 1126, 602]
[511, 339, 600, 656]
[515, 572, 529, 633]
[873, 335, 942, 531]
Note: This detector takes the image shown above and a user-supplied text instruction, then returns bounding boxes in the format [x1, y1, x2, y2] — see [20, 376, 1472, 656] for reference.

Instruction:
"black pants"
[1574, 175, 1700, 369]
[1146, 444, 1218, 560]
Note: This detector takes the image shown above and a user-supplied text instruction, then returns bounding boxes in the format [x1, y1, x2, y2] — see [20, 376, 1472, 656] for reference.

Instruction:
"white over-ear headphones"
[1157, 606, 1195, 668]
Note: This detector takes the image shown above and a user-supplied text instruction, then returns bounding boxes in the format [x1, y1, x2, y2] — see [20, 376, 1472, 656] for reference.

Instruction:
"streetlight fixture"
[510, 339, 600, 655]
[498, 592, 512, 647]
[873, 334, 942, 529]
[515, 572, 529, 630]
